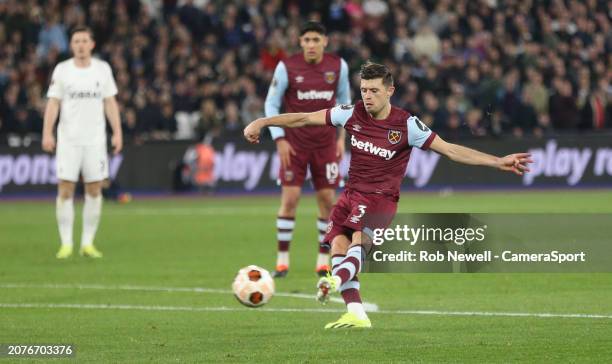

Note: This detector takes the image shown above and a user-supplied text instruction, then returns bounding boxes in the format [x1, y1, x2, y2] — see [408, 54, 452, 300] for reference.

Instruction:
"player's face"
[300, 31, 327, 63]
[70, 32, 95, 60]
[360, 78, 394, 115]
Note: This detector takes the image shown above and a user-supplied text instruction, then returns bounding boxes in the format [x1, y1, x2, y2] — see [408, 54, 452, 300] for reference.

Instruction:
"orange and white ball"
[232, 265, 275, 307]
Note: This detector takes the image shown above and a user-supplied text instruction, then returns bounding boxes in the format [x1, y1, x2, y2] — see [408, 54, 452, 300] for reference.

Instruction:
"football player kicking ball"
[244, 62, 532, 329]
[42, 27, 122, 259]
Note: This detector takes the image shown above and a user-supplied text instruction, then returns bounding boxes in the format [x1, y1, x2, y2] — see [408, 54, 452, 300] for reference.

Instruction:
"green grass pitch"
[1, 190, 611, 362]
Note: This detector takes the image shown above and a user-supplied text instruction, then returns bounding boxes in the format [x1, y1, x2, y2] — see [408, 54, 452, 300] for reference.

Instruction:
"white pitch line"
[0, 206, 324, 217]
[1, 302, 611, 319]
[381, 309, 612, 319]
[0, 303, 344, 314]
[0, 283, 380, 312]
[105, 207, 319, 216]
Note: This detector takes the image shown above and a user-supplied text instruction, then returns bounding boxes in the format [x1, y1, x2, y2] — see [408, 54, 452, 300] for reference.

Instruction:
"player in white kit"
[42, 27, 123, 259]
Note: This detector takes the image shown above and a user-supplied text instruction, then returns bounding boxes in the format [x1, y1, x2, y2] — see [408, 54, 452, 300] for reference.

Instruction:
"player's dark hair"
[300, 21, 326, 36]
[360, 61, 394, 87]
[70, 26, 95, 41]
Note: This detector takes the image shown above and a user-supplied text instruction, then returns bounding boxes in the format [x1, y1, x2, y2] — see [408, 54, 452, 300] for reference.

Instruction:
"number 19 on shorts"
[326, 162, 339, 184]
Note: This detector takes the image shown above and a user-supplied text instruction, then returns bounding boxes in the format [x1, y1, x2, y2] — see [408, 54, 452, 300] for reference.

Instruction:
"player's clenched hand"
[497, 153, 533, 175]
[42, 134, 56, 153]
[244, 120, 262, 144]
[112, 133, 123, 154]
[276, 138, 295, 168]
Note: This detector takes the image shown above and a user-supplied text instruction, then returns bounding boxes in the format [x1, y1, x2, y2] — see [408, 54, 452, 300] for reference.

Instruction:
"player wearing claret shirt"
[245, 62, 532, 329]
[264, 21, 351, 277]
[42, 27, 122, 259]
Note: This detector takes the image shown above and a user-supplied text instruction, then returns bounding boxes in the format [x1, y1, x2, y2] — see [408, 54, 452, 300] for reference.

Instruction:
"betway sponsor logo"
[297, 90, 334, 101]
[0, 153, 122, 192]
[350, 135, 397, 160]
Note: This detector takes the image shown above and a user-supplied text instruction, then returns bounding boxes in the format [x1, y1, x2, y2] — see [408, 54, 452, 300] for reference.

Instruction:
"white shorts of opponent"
[56, 143, 109, 183]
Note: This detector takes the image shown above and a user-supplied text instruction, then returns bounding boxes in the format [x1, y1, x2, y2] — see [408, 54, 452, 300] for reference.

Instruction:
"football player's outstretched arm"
[244, 109, 327, 144]
[429, 135, 533, 176]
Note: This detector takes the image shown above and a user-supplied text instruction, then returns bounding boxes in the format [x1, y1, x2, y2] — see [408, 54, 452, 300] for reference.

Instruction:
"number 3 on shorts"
[350, 204, 367, 224]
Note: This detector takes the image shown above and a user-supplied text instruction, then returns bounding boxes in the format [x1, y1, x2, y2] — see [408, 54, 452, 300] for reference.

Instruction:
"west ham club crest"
[388, 130, 402, 144]
[324, 71, 336, 84]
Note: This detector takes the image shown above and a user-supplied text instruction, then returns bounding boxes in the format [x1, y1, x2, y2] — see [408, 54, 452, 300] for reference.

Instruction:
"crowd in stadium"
[0, 0, 610, 145]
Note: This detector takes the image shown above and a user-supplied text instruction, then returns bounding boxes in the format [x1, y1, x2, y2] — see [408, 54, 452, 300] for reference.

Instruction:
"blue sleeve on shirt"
[328, 104, 354, 127]
[265, 61, 289, 139]
[407, 115, 433, 148]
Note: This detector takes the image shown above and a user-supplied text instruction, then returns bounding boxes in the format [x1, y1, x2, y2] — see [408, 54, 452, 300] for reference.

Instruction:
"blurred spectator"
[178, 0, 203, 39]
[392, 26, 412, 63]
[240, 79, 264, 124]
[428, 1, 451, 34]
[122, 107, 144, 144]
[134, 93, 159, 138]
[197, 99, 222, 140]
[421, 91, 446, 130]
[500, 69, 522, 129]
[362, 0, 388, 19]
[523, 68, 549, 116]
[412, 25, 441, 62]
[150, 102, 178, 140]
[549, 78, 579, 130]
[260, 29, 286, 72]
[327, 0, 350, 33]
[36, 14, 68, 59]
[581, 78, 611, 130]
[463, 66, 481, 105]
[513, 88, 541, 138]
[438, 96, 464, 139]
[222, 101, 243, 136]
[465, 108, 486, 137]
[449, 79, 471, 115]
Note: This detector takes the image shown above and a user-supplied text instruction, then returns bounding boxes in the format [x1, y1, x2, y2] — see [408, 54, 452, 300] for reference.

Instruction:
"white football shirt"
[47, 57, 118, 146]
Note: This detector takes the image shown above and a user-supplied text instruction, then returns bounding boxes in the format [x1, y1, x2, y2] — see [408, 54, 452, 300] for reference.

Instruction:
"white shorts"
[56, 143, 109, 183]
